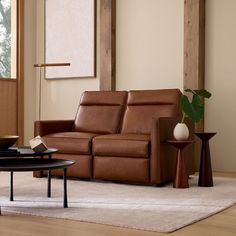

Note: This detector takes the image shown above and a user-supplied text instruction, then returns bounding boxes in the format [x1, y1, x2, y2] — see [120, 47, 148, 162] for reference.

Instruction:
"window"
[0, 0, 17, 79]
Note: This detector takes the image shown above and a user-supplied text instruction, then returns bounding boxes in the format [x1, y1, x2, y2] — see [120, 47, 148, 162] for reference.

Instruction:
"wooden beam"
[100, 0, 116, 91]
[0, 80, 17, 135]
[184, 0, 205, 169]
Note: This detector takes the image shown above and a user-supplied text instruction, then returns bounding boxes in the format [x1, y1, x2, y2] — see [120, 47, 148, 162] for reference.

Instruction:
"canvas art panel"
[45, 0, 95, 79]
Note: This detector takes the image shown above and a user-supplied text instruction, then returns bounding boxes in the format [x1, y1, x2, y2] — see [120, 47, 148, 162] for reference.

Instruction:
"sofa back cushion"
[74, 91, 127, 134]
[121, 89, 181, 134]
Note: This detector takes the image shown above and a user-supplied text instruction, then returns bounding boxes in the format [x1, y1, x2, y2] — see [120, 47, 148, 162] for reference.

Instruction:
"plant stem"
[181, 113, 185, 123]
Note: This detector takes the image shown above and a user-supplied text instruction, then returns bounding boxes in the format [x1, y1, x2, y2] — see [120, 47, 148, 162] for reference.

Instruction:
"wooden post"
[100, 0, 116, 91]
[184, 0, 205, 169]
[17, 0, 25, 145]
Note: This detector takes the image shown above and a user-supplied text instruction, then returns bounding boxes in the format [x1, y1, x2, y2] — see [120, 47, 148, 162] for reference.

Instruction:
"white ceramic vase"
[173, 123, 189, 140]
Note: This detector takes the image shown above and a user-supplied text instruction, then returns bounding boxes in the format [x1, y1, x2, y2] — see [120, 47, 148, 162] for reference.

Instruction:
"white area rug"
[0, 173, 236, 233]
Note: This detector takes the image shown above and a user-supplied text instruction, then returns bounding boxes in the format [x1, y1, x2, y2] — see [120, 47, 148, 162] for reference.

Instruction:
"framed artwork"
[45, 0, 96, 79]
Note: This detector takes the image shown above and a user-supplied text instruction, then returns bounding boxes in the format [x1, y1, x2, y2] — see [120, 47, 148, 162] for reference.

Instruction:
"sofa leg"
[33, 170, 44, 178]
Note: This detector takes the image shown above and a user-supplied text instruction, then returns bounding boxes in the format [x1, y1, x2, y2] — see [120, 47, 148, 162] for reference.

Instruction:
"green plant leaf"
[180, 95, 191, 118]
[184, 89, 194, 94]
[181, 94, 204, 123]
[191, 94, 204, 122]
[194, 89, 212, 98]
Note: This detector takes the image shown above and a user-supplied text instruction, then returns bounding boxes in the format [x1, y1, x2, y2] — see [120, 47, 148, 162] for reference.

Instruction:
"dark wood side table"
[167, 140, 194, 188]
[195, 132, 216, 187]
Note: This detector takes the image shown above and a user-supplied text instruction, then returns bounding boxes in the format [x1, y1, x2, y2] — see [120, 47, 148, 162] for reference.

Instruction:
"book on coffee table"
[0, 148, 20, 154]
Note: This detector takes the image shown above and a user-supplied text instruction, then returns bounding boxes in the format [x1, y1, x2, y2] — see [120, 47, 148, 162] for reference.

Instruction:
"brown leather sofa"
[34, 89, 194, 185]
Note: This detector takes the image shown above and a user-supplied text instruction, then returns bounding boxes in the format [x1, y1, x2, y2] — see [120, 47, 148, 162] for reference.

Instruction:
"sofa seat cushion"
[43, 132, 99, 155]
[93, 134, 150, 158]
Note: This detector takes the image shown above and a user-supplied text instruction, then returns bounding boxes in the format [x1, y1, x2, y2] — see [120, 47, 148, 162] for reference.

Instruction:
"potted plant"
[173, 89, 212, 140]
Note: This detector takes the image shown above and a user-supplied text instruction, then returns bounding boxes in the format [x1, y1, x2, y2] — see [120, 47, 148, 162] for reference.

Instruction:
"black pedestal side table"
[167, 140, 194, 188]
[195, 132, 216, 187]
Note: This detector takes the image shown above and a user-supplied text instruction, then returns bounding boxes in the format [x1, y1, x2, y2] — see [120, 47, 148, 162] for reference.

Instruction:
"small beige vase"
[173, 123, 189, 140]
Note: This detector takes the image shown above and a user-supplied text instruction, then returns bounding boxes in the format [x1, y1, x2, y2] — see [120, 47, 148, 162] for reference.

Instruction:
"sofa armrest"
[34, 120, 74, 137]
[150, 117, 194, 184]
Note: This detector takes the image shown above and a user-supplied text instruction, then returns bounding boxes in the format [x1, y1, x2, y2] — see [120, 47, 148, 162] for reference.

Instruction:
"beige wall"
[24, 0, 36, 144]
[24, 0, 99, 142]
[36, 0, 99, 121]
[24, 0, 236, 172]
[25, 0, 183, 141]
[205, 0, 236, 172]
[116, 0, 184, 90]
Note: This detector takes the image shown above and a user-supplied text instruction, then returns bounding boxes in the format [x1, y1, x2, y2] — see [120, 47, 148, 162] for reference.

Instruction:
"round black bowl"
[0, 135, 19, 149]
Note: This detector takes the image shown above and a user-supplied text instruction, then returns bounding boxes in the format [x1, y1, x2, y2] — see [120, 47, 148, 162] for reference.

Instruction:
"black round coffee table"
[0, 146, 58, 157]
[0, 146, 74, 212]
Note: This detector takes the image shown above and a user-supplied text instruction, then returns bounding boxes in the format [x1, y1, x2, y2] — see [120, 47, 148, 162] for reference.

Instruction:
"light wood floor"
[0, 172, 236, 236]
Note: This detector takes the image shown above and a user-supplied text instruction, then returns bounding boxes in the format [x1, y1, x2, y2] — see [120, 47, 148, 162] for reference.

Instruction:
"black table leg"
[10, 171, 14, 201]
[63, 168, 68, 208]
[47, 154, 52, 198]
[47, 170, 51, 198]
